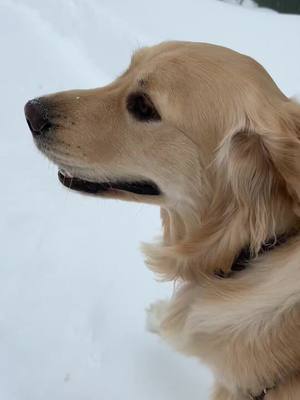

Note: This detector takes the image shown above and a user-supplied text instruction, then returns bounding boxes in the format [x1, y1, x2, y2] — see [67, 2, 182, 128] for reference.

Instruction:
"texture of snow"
[1, 1, 300, 399]
[221, 0, 257, 8]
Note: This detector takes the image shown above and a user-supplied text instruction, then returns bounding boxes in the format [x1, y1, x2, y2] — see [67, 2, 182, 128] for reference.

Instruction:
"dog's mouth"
[58, 170, 161, 196]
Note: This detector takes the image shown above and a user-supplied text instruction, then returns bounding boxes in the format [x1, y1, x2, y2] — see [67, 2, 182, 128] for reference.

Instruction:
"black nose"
[24, 99, 52, 136]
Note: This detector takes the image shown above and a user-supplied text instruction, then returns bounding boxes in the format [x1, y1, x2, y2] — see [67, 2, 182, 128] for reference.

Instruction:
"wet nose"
[24, 99, 52, 136]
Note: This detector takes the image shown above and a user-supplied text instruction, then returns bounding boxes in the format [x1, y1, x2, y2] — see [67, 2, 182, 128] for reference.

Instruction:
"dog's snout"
[24, 99, 52, 136]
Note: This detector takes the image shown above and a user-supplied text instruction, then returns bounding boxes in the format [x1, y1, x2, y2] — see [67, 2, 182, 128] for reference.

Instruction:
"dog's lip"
[57, 170, 161, 196]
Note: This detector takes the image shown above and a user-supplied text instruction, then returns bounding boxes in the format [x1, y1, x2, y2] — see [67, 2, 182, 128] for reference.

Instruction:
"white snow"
[221, 0, 257, 8]
[1, 1, 300, 399]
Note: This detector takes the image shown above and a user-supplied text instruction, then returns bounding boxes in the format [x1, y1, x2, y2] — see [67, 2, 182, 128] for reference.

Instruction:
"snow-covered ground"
[1, 1, 300, 399]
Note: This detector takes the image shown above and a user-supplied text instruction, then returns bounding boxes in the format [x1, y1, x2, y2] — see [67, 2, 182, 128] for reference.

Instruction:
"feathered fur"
[31, 41, 300, 399]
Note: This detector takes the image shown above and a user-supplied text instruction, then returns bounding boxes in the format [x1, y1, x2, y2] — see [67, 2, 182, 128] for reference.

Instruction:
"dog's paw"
[146, 300, 169, 334]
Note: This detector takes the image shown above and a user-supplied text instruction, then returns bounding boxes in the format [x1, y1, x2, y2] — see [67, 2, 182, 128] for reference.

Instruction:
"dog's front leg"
[146, 300, 170, 334]
[146, 292, 245, 400]
[145, 284, 199, 348]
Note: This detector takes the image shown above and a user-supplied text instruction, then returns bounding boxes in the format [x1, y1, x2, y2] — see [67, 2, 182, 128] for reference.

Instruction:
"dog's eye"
[127, 92, 161, 122]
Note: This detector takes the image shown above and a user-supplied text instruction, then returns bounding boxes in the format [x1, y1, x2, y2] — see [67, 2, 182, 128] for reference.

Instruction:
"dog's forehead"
[127, 41, 251, 90]
[132, 42, 245, 69]
[131, 42, 185, 65]
[127, 43, 197, 90]
[130, 43, 197, 76]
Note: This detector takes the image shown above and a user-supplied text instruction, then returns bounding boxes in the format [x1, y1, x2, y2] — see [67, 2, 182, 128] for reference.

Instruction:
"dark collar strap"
[233, 234, 289, 272]
[215, 233, 291, 279]
[250, 386, 275, 399]
[250, 390, 266, 400]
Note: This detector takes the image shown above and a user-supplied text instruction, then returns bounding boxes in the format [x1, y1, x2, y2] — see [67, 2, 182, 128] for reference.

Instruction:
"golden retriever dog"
[24, 41, 300, 399]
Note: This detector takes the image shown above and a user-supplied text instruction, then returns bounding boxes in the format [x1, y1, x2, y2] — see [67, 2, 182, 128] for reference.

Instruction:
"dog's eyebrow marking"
[138, 79, 147, 87]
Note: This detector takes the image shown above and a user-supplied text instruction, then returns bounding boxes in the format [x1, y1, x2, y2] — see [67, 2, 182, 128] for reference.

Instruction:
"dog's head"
[25, 41, 300, 280]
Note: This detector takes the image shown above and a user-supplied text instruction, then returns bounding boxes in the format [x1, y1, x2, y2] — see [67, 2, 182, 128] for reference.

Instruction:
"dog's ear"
[218, 100, 300, 252]
[262, 101, 300, 204]
[143, 101, 300, 282]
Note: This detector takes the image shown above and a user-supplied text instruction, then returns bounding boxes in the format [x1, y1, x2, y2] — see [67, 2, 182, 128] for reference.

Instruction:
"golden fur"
[30, 41, 300, 399]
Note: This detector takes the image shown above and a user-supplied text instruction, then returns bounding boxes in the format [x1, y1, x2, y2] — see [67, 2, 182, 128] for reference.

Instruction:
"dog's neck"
[157, 205, 300, 400]
[146, 198, 300, 400]
[154, 196, 300, 281]
[215, 232, 293, 279]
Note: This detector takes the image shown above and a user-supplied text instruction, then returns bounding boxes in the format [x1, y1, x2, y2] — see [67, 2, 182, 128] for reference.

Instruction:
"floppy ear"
[143, 100, 300, 282]
[218, 128, 276, 253]
[262, 101, 300, 205]
[219, 100, 300, 252]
